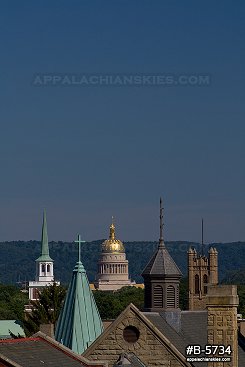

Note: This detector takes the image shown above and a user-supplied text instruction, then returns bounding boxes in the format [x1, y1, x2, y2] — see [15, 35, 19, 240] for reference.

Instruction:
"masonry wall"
[207, 285, 239, 367]
[84, 309, 185, 367]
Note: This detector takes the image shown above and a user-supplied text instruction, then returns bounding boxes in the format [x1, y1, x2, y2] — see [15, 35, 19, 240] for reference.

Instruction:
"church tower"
[35, 210, 54, 283]
[188, 245, 218, 311]
[55, 235, 103, 354]
[95, 219, 135, 291]
[142, 199, 182, 313]
[28, 211, 60, 301]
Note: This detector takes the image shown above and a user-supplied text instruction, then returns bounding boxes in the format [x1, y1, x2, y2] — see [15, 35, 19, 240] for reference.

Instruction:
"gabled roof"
[55, 261, 103, 354]
[83, 303, 192, 367]
[36, 210, 53, 262]
[0, 332, 106, 367]
[114, 353, 146, 367]
[141, 242, 182, 277]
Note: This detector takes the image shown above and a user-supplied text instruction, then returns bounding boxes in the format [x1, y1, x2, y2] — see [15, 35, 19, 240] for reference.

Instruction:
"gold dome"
[101, 221, 125, 253]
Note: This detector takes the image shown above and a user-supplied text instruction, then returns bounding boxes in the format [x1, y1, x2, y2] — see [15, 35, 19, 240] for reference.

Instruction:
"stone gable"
[83, 304, 190, 367]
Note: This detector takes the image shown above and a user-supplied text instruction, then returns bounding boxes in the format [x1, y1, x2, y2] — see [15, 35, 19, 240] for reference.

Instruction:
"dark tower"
[141, 198, 182, 312]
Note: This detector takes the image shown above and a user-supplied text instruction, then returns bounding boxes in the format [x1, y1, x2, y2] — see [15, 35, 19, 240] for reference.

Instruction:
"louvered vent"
[167, 285, 175, 308]
[153, 285, 163, 308]
[176, 285, 179, 308]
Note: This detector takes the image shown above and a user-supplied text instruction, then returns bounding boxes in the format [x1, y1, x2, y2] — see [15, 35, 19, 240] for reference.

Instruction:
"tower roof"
[36, 210, 53, 262]
[55, 235, 103, 354]
[142, 199, 182, 278]
[142, 245, 182, 277]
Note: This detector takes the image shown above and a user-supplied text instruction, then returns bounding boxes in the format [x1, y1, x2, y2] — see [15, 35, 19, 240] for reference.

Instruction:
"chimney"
[40, 323, 54, 338]
[207, 285, 239, 367]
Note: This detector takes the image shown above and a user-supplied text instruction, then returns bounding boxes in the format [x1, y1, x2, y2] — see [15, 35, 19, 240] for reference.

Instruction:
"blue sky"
[0, 1, 244, 242]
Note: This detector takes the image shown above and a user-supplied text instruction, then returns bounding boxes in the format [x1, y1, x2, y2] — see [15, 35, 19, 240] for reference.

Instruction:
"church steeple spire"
[36, 210, 53, 262]
[55, 233, 103, 354]
[35, 210, 54, 284]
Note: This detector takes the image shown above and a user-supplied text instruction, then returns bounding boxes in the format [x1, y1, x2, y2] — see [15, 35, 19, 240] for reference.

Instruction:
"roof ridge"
[0, 337, 40, 344]
[33, 332, 107, 366]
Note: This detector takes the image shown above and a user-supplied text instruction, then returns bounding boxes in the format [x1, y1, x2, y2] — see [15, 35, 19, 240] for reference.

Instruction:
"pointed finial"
[41, 209, 49, 255]
[159, 197, 164, 248]
[109, 217, 115, 240]
[75, 234, 85, 263]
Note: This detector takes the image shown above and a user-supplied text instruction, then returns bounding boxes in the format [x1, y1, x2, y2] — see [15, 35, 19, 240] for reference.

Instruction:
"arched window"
[41, 264, 45, 273]
[153, 285, 163, 308]
[167, 285, 175, 308]
[47, 264, 50, 273]
[203, 274, 208, 294]
[195, 274, 199, 294]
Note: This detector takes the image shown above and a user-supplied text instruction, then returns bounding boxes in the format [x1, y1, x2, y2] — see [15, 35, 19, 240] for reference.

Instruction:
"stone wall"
[207, 285, 239, 367]
[84, 308, 186, 367]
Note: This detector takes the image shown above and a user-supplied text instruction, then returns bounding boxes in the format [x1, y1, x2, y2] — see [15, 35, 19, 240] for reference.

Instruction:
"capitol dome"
[101, 222, 125, 253]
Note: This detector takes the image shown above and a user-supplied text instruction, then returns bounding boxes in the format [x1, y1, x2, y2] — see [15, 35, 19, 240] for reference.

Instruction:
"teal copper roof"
[55, 235, 103, 354]
[36, 210, 53, 262]
[0, 320, 25, 339]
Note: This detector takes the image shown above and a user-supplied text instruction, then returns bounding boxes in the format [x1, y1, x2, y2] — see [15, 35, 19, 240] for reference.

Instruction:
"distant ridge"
[0, 240, 244, 285]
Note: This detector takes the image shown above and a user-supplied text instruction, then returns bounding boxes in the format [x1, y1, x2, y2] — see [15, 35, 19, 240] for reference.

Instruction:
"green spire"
[55, 234, 103, 354]
[36, 210, 53, 262]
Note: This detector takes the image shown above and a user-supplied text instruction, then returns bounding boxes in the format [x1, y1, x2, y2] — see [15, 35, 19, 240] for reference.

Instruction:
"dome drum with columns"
[95, 220, 135, 291]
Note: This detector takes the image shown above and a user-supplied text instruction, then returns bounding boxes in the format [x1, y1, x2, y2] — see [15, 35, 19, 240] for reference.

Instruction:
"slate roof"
[0, 332, 106, 367]
[144, 311, 208, 367]
[141, 243, 182, 277]
[144, 310, 245, 367]
[114, 353, 146, 367]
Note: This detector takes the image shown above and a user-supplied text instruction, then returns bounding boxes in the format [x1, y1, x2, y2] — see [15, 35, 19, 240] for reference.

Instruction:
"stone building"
[207, 285, 239, 367]
[95, 220, 135, 291]
[83, 284, 244, 367]
[188, 246, 218, 310]
[83, 200, 245, 367]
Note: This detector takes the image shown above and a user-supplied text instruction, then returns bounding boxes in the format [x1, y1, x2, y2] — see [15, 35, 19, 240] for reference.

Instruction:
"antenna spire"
[201, 218, 204, 256]
[159, 197, 164, 248]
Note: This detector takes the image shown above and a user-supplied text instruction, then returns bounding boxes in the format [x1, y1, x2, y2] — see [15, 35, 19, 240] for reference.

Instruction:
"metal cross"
[75, 234, 86, 263]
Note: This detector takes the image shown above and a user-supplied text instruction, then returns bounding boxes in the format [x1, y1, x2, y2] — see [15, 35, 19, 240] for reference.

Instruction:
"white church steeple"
[35, 210, 54, 282]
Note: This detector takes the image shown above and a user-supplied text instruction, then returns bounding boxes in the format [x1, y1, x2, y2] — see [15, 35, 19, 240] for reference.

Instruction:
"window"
[123, 326, 140, 343]
[33, 288, 39, 300]
[195, 274, 199, 294]
[167, 285, 175, 308]
[153, 285, 163, 308]
[41, 264, 45, 273]
[47, 264, 50, 273]
[203, 274, 208, 294]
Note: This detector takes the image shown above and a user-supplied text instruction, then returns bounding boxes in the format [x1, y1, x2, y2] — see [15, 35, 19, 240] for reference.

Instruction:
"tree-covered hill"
[0, 240, 244, 285]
